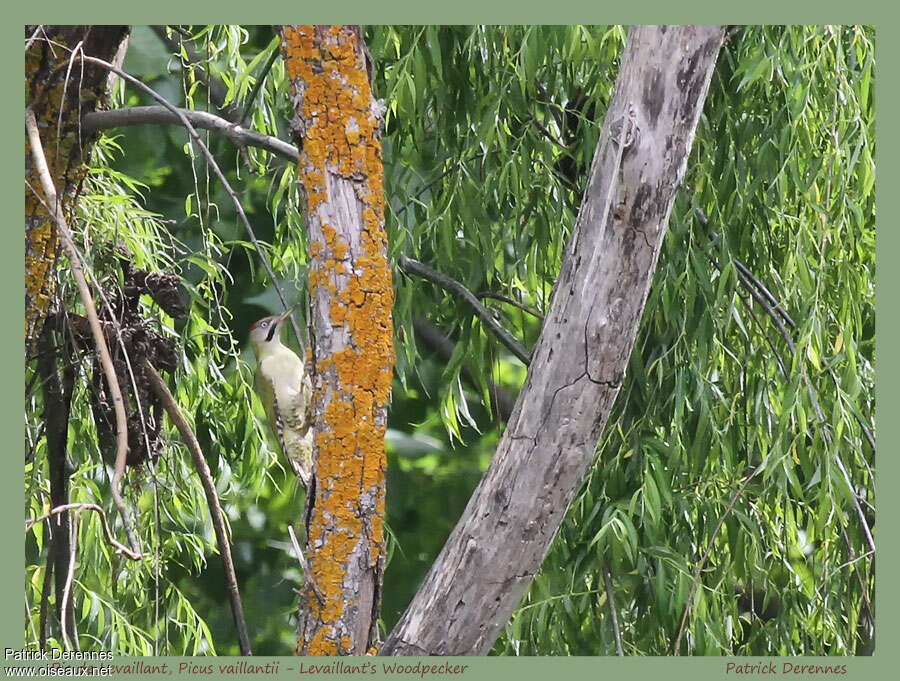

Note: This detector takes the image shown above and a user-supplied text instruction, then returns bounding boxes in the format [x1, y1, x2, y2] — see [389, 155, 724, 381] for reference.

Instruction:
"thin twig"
[706, 251, 788, 378]
[834, 454, 876, 556]
[144, 361, 252, 656]
[603, 563, 624, 656]
[835, 549, 875, 573]
[77, 54, 303, 347]
[25, 108, 141, 558]
[25, 25, 46, 54]
[26, 503, 143, 561]
[287, 525, 325, 605]
[854, 413, 876, 456]
[839, 523, 872, 619]
[528, 109, 569, 151]
[39, 539, 55, 650]
[150, 26, 242, 122]
[60, 514, 78, 651]
[25, 592, 39, 650]
[82, 106, 298, 163]
[477, 292, 543, 320]
[398, 255, 531, 365]
[672, 461, 765, 655]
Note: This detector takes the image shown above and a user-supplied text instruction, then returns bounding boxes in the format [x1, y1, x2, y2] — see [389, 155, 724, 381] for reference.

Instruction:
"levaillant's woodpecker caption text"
[4, 649, 472, 678]
[4, 650, 853, 677]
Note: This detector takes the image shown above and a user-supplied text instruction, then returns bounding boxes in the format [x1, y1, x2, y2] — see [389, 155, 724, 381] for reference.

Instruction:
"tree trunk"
[381, 25, 725, 656]
[25, 25, 130, 354]
[280, 25, 393, 656]
[35, 325, 77, 641]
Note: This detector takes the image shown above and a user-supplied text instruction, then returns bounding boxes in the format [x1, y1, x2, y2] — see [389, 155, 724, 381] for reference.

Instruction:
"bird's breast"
[259, 353, 308, 424]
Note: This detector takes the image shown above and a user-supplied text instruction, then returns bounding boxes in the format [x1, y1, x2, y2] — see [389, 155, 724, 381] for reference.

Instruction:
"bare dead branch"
[26, 503, 143, 561]
[81, 106, 298, 163]
[144, 361, 252, 656]
[382, 26, 726, 656]
[25, 108, 142, 558]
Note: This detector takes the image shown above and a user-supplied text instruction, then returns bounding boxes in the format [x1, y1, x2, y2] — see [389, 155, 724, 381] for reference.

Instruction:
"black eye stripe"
[265, 321, 278, 342]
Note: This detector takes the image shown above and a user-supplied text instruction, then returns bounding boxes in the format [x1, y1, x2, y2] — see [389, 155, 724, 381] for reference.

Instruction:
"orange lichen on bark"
[24, 53, 69, 344]
[282, 25, 393, 656]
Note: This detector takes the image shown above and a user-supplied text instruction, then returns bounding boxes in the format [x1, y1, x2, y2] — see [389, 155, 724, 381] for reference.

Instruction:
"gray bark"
[381, 25, 725, 656]
[81, 107, 299, 162]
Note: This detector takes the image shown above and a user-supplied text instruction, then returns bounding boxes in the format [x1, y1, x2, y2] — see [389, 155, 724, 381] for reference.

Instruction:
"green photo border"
[8, 5, 890, 679]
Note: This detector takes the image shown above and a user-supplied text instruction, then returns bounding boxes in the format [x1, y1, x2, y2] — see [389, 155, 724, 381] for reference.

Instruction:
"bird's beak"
[277, 305, 297, 323]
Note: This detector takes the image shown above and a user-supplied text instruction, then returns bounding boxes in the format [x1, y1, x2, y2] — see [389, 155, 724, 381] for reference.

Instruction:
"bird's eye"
[261, 321, 269, 327]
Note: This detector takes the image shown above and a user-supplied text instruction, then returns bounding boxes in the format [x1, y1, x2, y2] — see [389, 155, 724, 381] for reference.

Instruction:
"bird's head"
[249, 307, 294, 354]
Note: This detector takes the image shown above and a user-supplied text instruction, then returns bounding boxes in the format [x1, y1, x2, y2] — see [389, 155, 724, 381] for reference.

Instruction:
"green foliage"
[374, 26, 626, 418]
[492, 25, 875, 656]
[25, 25, 874, 656]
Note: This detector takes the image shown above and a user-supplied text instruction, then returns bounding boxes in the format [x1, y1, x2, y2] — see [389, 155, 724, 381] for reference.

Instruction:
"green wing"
[255, 368, 284, 449]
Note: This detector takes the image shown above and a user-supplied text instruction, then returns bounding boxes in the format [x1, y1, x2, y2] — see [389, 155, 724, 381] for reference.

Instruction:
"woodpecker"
[249, 308, 313, 489]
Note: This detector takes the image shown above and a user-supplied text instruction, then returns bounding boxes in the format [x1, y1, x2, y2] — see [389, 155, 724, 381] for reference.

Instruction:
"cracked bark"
[381, 25, 725, 656]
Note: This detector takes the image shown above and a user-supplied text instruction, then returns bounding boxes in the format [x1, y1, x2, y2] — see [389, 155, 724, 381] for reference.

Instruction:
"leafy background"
[25, 25, 874, 656]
